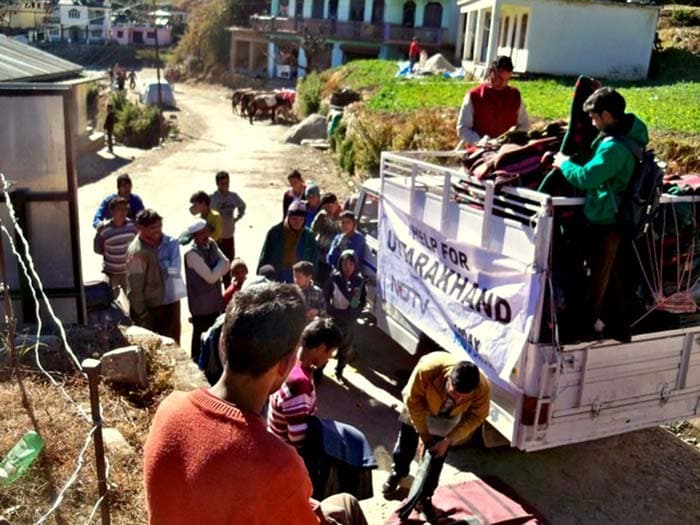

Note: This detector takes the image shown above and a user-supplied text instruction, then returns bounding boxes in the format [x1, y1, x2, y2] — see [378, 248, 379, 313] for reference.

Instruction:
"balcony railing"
[247, 15, 446, 45]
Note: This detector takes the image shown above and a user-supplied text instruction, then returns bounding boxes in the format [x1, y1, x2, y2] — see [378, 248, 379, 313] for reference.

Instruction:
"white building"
[229, 0, 460, 79]
[456, 0, 659, 80]
[45, 0, 112, 43]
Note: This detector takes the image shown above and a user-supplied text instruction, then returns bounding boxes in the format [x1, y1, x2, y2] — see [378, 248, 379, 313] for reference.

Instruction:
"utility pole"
[153, 1, 163, 110]
[151, 0, 164, 143]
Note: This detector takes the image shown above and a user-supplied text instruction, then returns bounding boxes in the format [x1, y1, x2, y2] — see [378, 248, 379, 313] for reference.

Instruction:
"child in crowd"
[325, 249, 366, 379]
[223, 258, 248, 306]
[282, 169, 306, 217]
[327, 211, 365, 270]
[304, 183, 321, 227]
[293, 261, 326, 321]
[268, 317, 343, 496]
[190, 191, 223, 242]
[311, 192, 341, 287]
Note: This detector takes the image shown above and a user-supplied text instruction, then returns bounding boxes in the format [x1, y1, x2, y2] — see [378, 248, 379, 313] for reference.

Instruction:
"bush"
[350, 111, 395, 177]
[113, 99, 163, 149]
[671, 8, 700, 27]
[297, 72, 324, 117]
[339, 136, 355, 175]
[109, 91, 128, 112]
[330, 120, 347, 151]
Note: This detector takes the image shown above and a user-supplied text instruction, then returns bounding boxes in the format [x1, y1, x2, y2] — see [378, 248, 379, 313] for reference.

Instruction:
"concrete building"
[228, 0, 459, 78]
[0, 35, 102, 323]
[456, 0, 659, 80]
[0, 1, 53, 29]
[110, 24, 171, 46]
[44, 0, 112, 44]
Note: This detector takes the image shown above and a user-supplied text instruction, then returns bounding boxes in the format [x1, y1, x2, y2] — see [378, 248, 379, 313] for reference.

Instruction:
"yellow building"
[1, 1, 52, 29]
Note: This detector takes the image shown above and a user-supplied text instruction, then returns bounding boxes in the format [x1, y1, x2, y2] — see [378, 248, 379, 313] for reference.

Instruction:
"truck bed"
[372, 150, 700, 450]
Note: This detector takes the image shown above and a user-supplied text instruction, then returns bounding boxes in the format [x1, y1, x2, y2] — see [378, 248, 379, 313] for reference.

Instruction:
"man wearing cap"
[311, 193, 342, 287]
[259, 201, 319, 284]
[93, 173, 145, 228]
[382, 352, 490, 521]
[304, 183, 321, 228]
[183, 219, 229, 363]
[456, 56, 530, 146]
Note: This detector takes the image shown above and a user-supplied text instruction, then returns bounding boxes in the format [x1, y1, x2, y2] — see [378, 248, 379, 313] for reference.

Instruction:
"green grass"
[340, 60, 700, 136]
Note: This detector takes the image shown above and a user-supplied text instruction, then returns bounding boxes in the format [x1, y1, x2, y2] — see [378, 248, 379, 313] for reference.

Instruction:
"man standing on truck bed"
[382, 352, 490, 521]
[456, 56, 529, 145]
[553, 87, 648, 342]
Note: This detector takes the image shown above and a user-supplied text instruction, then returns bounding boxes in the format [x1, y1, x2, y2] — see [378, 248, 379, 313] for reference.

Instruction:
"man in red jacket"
[408, 37, 421, 72]
[456, 55, 529, 145]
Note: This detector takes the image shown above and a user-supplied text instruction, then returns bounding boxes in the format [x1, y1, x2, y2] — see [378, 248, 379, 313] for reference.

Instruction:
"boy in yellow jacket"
[382, 352, 490, 519]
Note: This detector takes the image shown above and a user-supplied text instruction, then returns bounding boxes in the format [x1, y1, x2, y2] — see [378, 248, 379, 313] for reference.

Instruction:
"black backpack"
[610, 136, 664, 240]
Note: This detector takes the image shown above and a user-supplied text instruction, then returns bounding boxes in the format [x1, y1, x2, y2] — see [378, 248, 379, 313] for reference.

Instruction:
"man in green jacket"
[554, 87, 648, 341]
[258, 201, 319, 283]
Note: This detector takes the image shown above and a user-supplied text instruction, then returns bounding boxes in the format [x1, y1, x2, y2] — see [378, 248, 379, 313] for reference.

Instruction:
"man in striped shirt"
[268, 317, 342, 447]
[94, 197, 138, 299]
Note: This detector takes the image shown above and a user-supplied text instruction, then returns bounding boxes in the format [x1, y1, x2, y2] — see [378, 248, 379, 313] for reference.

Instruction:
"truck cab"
[354, 151, 700, 451]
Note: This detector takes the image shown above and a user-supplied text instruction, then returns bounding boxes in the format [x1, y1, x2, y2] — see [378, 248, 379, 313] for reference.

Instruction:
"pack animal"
[246, 93, 293, 125]
[231, 88, 254, 115]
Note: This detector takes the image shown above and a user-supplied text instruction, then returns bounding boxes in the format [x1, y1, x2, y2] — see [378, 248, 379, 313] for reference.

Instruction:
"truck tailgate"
[522, 329, 700, 450]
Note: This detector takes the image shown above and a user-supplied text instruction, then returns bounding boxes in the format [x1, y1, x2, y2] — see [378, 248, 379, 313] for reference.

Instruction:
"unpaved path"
[77, 82, 700, 525]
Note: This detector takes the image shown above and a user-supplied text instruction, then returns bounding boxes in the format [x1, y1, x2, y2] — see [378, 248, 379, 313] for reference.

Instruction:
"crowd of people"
[107, 64, 137, 91]
[91, 162, 492, 523]
[92, 168, 370, 379]
[89, 54, 652, 522]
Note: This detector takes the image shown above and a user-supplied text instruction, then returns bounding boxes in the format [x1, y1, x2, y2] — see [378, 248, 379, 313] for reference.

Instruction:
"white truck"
[353, 150, 700, 451]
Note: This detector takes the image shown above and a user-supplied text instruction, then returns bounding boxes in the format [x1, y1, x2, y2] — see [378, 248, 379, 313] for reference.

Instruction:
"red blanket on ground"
[386, 478, 541, 524]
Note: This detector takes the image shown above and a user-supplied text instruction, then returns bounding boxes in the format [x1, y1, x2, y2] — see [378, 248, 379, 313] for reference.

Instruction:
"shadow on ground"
[77, 149, 132, 186]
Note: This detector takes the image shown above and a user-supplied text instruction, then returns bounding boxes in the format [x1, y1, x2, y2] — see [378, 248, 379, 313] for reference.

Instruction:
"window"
[357, 192, 379, 239]
[68, 8, 79, 18]
[510, 15, 517, 48]
[349, 0, 364, 22]
[146, 31, 156, 39]
[501, 16, 509, 47]
[278, 0, 289, 17]
[91, 29, 102, 38]
[311, 0, 323, 19]
[371, 0, 384, 24]
[402, 1, 415, 28]
[423, 2, 442, 29]
[116, 30, 123, 37]
[518, 14, 528, 49]
[133, 30, 143, 43]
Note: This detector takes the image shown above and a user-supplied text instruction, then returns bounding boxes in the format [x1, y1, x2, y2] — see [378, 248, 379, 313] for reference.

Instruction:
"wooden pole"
[82, 358, 111, 525]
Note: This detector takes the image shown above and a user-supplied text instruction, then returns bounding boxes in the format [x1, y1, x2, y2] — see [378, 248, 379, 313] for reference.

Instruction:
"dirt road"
[77, 82, 700, 525]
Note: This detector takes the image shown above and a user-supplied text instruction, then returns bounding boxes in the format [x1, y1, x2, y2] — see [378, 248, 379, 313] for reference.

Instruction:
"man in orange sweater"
[143, 282, 367, 525]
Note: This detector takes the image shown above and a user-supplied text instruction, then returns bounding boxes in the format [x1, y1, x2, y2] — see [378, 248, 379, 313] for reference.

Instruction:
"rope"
[1, 226, 90, 423]
[1, 174, 82, 371]
[35, 426, 97, 525]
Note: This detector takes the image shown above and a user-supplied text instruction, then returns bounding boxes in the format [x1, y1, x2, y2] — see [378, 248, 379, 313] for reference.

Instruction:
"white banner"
[378, 197, 540, 383]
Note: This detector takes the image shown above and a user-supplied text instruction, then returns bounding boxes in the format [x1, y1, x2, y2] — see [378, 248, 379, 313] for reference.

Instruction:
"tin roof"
[0, 35, 84, 82]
